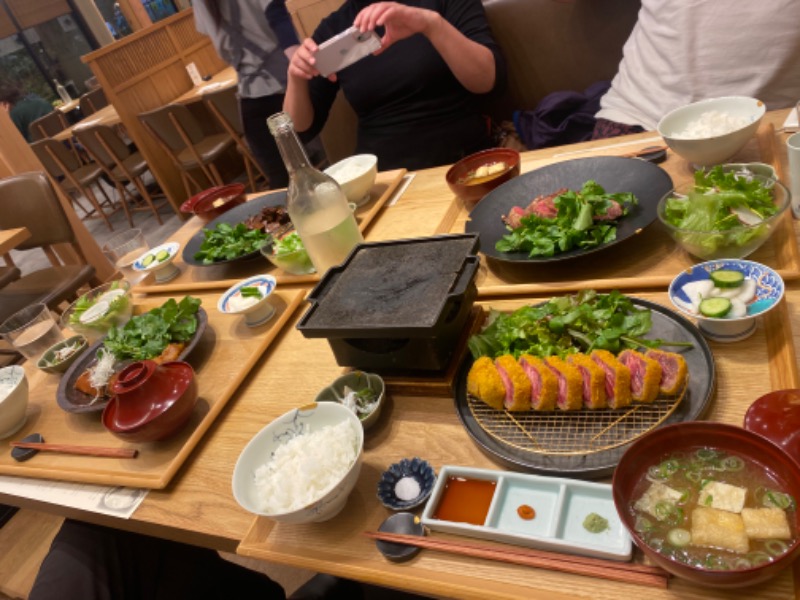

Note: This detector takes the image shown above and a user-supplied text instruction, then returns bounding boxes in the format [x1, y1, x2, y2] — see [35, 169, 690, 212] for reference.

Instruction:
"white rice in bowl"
[253, 419, 359, 514]
[672, 110, 750, 139]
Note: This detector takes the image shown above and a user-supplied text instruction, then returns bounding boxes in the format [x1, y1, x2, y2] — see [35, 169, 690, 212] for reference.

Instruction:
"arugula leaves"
[193, 222, 271, 264]
[103, 296, 201, 361]
[468, 290, 687, 360]
[496, 181, 637, 257]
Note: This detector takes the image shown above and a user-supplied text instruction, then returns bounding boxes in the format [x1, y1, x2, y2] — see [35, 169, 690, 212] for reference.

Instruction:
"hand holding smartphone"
[314, 26, 381, 77]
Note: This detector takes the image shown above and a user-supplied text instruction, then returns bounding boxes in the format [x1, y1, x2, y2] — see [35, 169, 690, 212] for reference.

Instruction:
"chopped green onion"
[765, 540, 789, 557]
[667, 528, 691, 547]
[747, 551, 772, 566]
[763, 489, 794, 510]
[240, 286, 263, 298]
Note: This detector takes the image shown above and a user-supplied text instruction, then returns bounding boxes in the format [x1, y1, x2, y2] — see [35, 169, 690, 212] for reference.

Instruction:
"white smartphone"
[314, 26, 381, 77]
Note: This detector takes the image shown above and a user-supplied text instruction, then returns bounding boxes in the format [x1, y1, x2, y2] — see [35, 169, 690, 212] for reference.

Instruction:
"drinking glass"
[103, 228, 149, 285]
[0, 303, 64, 360]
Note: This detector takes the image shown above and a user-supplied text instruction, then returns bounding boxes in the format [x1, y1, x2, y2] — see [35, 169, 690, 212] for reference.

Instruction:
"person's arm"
[353, 2, 495, 94]
[265, 0, 301, 50]
[284, 37, 321, 131]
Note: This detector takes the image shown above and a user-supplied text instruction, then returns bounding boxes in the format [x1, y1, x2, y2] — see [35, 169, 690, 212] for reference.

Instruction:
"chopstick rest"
[10, 434, 138, 461]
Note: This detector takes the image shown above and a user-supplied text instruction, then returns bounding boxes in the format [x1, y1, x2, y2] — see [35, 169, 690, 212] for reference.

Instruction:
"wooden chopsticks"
[11, 442, 138, 459]
[364, 531, 670, 588]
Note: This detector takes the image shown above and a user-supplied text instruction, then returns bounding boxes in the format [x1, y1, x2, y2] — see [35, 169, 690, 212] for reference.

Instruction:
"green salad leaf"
[468, 290, 690, 360]
[193, 222, 271, 264]
[103, 296, 201, 360]
[495, 181, 637, 257]
[662, 166, 780, 255]
[274, 231, 305, 256]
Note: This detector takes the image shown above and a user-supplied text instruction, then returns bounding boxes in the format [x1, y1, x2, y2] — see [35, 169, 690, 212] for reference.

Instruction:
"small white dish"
[132, 241, 180, 283]
[0, 365, 28, 440]
[217, 275, 277, 327]
[421, 465, 632, 561]
[668, 259, 784, 342]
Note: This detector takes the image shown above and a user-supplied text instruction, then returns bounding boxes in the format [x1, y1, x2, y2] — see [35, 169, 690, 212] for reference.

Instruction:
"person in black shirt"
[285, 0, 506, 171]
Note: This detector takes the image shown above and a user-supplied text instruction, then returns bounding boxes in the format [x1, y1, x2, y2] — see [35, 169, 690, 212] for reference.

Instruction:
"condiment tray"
[420, 465, 632, 561]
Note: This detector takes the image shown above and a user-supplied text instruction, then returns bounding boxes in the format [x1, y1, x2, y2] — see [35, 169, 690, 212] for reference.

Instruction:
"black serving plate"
[56, 307, 208, 414]
[454, 297, 715, 479]
[465, 156, 672, 264]
[182, 190, 288, 267]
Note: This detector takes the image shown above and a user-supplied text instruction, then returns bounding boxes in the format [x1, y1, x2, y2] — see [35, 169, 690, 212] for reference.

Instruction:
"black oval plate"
[453, 297, 716, 479]
[465, 156, 673, 263]
[56, 307, 208, 414]
[182, 190, 288, 267]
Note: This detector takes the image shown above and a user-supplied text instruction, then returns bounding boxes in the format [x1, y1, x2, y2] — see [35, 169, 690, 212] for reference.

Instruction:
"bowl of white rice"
[324, 154, 378, 206]
[658, 96, 765, 167]
[232, 402, 364, 523]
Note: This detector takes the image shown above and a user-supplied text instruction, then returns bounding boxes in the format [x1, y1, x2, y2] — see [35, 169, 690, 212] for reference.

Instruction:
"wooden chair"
[27, 110, 68, 142]
[78, 87, 108, 117]
[74, 124, 172, 226]
[0, 172, 100, 323]
[203, 86, 268, 191]
[29, 138, 121, 232]
[138, 103, 237, 198]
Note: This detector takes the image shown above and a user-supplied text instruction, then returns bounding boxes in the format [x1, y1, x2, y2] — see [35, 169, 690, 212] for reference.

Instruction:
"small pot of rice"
[232, 402, 364, 523]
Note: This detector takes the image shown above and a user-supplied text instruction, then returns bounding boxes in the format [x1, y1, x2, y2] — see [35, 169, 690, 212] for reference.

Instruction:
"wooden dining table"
[51, 104, 122, 142]
[3, 109, 800, 599]
[0, 227, 30, 255]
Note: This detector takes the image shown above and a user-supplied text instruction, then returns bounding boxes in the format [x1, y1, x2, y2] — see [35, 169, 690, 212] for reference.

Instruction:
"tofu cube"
[691, 507, 749, 554]
[741, 507, 792, 540]
[634, 482, 683, 520]
[698, 481, 747, 513]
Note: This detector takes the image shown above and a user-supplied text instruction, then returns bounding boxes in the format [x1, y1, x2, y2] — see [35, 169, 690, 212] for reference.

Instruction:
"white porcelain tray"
[420, 465, 632, 561]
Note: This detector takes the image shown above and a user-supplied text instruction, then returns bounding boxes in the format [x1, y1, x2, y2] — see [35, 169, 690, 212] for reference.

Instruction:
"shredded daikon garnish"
[88, 349, 117, 399]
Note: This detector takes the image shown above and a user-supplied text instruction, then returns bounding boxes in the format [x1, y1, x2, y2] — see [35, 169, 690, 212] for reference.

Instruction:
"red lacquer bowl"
[445, 148, 521, 208]
[180, 183, 246, 222]
[744, 389, 800, 464]
[613, 421, 800, 588]
[102, 360, 197, 443]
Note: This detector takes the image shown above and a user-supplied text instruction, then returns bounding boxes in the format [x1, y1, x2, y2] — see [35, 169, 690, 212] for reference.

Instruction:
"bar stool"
[78, 88, 108, 117]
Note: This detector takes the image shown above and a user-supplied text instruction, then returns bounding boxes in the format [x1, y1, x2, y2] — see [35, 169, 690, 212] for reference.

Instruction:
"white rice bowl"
[232, 402, 364, 523]
[324, 154, 378, 206]
[657, 96, 765, 167]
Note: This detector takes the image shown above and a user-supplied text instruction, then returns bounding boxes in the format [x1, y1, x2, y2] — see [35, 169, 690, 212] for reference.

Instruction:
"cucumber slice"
[156, 249, 170, 263]
[710, 270, 744, 288]
[699, 297, 732, 318]
[142, 253, 156, 267]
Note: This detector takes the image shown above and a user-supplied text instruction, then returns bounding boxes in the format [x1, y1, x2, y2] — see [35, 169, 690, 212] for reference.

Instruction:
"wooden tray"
[0, 289, 306, 489]
[237, 288, 799, 600]
[133, 169, 407, 295]
[435, 127, 800, 298]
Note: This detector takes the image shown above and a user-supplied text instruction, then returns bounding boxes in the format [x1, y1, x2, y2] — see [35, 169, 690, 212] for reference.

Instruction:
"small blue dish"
[377, 457, 436, 511]
[668, 258, 784, 342]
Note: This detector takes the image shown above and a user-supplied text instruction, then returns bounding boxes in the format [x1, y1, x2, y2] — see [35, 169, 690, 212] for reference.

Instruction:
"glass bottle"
[267, 112, 363, 274]
[54, 79, 72, 104]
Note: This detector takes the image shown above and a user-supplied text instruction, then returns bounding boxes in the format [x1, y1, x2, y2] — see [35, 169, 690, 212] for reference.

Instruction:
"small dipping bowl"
[37, 334, 88, 375]
[446, 148, 521, 208]
[132, 241, 180, 284]
[0, 365, 28, 440]
[668, 259, 784, 342]
[315, 371, 385, 430]
[218, 275, 277, 327]
[375, 512, 425, 562]
[377, 457, 436, 511]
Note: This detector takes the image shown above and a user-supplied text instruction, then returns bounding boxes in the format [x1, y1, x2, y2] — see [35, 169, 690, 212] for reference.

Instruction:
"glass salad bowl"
[60, 280, 133, 344]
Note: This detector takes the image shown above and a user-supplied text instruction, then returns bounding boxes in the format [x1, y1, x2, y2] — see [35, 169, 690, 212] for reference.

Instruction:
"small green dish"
[315, 371, 385, 430]
[37, 335, 88, 375]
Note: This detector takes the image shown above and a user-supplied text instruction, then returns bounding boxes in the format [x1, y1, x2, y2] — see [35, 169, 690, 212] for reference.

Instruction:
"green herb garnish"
[496, 180, 637, 257]
[239, 286, 262, 298]
[194, 222, 271, 264]
[103, 296, 201, 360]
[468, 289, 691, 360]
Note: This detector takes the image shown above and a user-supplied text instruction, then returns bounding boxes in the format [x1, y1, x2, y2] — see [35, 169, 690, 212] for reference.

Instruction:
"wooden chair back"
[28, 111, 68, 142]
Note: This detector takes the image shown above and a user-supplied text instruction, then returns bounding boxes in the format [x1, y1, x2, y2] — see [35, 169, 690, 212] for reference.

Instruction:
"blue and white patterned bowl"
[232, 402, 364, 523]
[132, 241, 180, 283]
[669, 259, 784, 342]
[217, 274, 277, 327]
[377, 457, 436, 511]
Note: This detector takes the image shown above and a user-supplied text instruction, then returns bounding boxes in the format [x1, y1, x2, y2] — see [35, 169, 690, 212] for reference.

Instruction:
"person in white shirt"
[593, 0, 800, 139]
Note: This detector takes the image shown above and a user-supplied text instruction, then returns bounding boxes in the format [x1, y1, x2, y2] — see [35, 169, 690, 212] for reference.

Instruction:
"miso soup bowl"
[613, 421, 800, 588]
